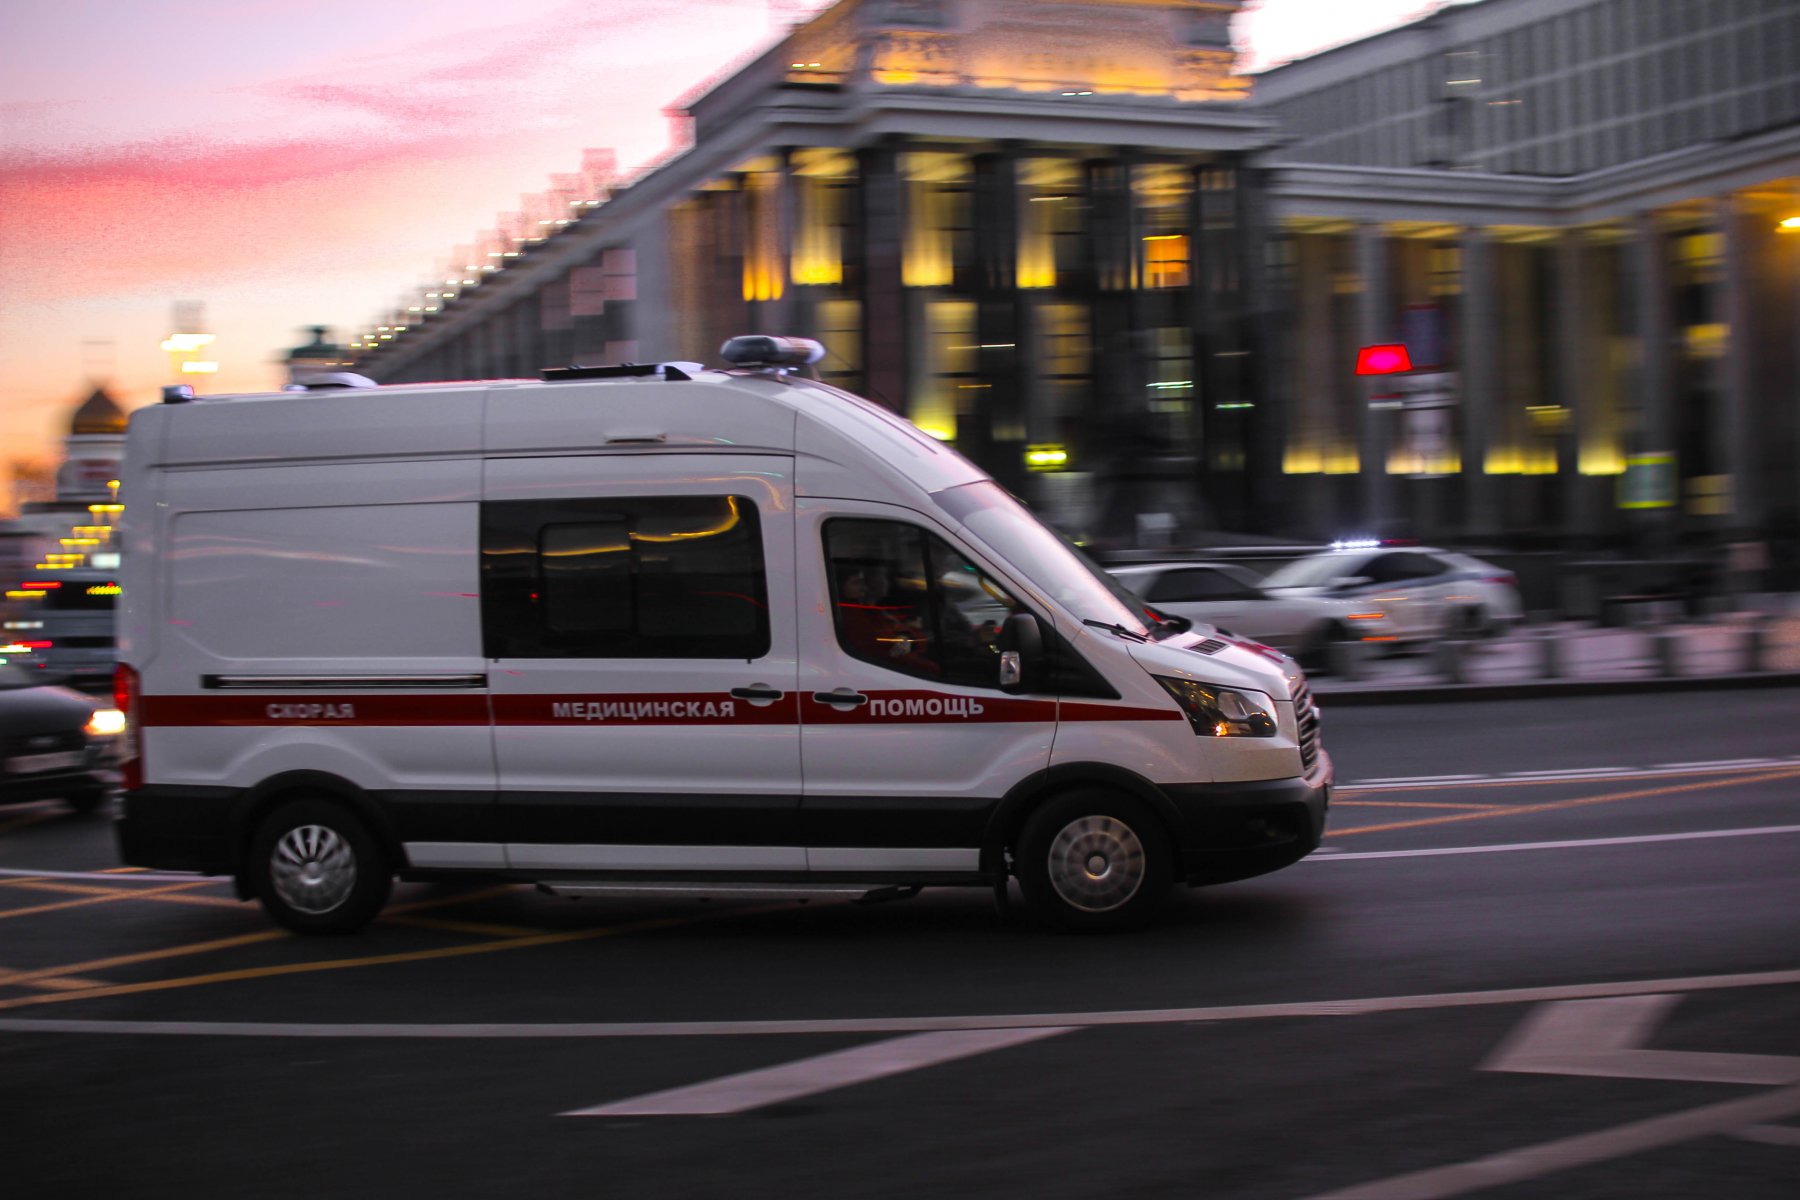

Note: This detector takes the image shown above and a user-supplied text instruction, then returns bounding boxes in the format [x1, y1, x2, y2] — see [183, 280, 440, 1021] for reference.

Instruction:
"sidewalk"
[1309, 605, 1800, 706]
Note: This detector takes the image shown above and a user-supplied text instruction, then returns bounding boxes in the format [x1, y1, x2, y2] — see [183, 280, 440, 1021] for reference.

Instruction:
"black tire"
[1015, 790, 1172, 932]
[247, 797, 391, 934]
[1299, 622, 1347, 674]
[64, 787, 108, 815]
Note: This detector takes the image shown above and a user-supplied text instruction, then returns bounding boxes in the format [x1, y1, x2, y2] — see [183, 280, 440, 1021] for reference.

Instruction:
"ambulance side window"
[824, 518, 1023, 688]
[481, 496, 769, 659]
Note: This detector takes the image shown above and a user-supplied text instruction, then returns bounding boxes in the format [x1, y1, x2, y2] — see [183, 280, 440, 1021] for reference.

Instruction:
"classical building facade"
[349, 0, 1800, 549]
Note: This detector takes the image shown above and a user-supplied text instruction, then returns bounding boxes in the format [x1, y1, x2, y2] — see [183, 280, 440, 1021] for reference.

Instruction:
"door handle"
[812, 689, 869, 706]
[730, 685, 784, 702]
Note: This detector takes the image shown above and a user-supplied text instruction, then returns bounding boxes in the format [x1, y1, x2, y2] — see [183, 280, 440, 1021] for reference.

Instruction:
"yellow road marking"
[23, 976, 109, 992]
[1328, 767, 1800, 837]
[0, 881, 224, 921]
[0, 968, 110, 992]
[3, 879, 241, 909]
[0, 883, 522, 991]
[0, 930, 289, 989]
[101, 866, 148, 873]
[0, 906, 779, 1013]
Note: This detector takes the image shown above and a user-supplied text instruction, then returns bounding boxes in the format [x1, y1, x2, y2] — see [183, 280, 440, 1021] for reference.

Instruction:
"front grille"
[1292, 677, 1321, 772]
[1, 729, 84, 756]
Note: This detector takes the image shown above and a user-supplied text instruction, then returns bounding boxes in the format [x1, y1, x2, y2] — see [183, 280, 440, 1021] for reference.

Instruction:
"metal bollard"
[1650, 627, 1680, 677]
[1434, 639, 1468, 684]
[1538, 629, 1565, 679]
[1327, 639, 1365, 682]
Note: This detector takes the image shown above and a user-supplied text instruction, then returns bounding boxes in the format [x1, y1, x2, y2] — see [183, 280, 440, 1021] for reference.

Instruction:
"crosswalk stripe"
[564, 1027, 1074, 1116]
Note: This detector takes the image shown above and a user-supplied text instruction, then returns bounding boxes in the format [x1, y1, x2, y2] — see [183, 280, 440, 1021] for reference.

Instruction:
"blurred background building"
[341, 0, 1800, 556]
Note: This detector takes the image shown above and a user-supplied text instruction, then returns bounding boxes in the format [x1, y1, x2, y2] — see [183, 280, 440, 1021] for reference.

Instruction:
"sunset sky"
[0, 0, 1452, 500]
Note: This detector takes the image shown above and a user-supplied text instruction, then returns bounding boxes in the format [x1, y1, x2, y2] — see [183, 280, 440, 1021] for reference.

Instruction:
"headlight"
[86, 707, 127, 737]
[1155, 677, 1277, 737]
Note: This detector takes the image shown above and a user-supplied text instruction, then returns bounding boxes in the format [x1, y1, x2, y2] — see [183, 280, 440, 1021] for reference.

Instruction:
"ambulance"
[113, 337, 1330, 933]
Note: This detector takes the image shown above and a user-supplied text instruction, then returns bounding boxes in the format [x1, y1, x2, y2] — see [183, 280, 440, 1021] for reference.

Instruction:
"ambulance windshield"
[935, 480, 1154, 637]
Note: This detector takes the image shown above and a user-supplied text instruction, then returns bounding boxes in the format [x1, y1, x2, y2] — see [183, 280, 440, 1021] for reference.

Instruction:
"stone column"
[972, 146, 1024, 495]
[1355, 224, 1394, 533]
[1554, 230, 1592, 539]
[1459, 229, 1500, 538]
[1630, 210, 1677, 549]
[856, 142, 907, 411]
[764, 148, 797, 335]
[1718, 192, 1757, 532]
[1237, 159, 1283, 534]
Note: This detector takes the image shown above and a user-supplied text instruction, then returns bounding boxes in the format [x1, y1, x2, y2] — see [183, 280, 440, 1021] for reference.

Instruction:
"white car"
[1108, 561, 1402, 667]
[1258, 546, 1522, 642]
[1111, 548, 1522, 668]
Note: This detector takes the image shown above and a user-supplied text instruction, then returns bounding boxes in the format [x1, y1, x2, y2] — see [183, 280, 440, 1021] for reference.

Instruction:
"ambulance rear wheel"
[1016, 791, 1171, 932]
[249, 798, 391, 934]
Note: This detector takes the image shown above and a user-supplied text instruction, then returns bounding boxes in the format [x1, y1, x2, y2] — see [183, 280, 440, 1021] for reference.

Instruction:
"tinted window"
[1362, 553, 1414, 584]
[482, 496, 769, 659]
[1146, 568, 1260, 602]
[824, 518, 1025, 688]
[42, 584, 119, 611]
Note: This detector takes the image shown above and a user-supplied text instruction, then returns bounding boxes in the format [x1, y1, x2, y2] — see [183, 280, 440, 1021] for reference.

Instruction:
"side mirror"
[1157, 613, 1194, 635]
[1332, 575, 1372, 591]
[997, 612, 1045, 694]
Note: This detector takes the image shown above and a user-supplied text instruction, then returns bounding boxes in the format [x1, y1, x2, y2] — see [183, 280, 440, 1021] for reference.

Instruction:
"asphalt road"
[2, 688, 1797, 1198]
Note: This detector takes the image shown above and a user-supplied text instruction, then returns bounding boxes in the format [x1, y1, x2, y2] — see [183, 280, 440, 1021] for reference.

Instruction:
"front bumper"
[1165, 751, 1332, 885]
[0, 768, 110, 807]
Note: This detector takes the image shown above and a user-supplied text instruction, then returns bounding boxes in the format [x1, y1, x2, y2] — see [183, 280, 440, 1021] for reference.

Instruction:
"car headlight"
[86, 707, 127, 737]
[1155, 677, 1277, 737]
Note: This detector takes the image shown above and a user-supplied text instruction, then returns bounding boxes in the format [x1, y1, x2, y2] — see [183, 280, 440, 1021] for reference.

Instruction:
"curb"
[1312, 671, 1800, 707]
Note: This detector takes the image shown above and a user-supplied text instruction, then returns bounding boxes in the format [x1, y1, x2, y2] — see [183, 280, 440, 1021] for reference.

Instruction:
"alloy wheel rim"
[270, 824, 356, 914]
[1046, 815, 1146, 913]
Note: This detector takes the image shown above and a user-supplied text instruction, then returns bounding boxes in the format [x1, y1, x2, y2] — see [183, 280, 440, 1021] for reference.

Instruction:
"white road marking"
[1661, 758, 1779, 769]
[1339, 758, 1800, 791]
[1306, 824, 1800, 862]
[564, 1027, 1072, 1116]
[1297, 1085, 1800, 1200]
[3, 967, 1797, 1039]
[1483, 995, 1800, 1085]
[1735, 1123, 1800, 1147]
[1503, 767, 1626, 777]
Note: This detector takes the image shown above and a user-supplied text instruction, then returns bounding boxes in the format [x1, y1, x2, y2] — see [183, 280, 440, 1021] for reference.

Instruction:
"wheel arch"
[981, 763, 1182, 876]
[230, 770, 405, 898]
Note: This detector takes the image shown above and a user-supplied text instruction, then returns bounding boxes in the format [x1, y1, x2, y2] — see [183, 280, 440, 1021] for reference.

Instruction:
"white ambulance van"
[114, 337, 1329, 933]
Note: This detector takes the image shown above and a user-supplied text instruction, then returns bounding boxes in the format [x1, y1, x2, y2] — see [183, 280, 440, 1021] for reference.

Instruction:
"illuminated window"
[909, 300, 977, 441]
[814, 298, 863, 394]
[1018, 159, 1081, 289]
[1135, 164, 1192, 290]
[903, 153, 970, 288]
[742, 171, 785, 302]
[791, 148, 854, 287]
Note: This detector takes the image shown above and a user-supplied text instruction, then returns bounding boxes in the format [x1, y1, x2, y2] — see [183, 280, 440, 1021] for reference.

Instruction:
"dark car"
[0, 664, 117, 813]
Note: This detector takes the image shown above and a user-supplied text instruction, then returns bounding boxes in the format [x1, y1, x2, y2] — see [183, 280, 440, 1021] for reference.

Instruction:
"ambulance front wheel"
[248, 797, 392, 934]
[1015, 791, 1172, 932]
